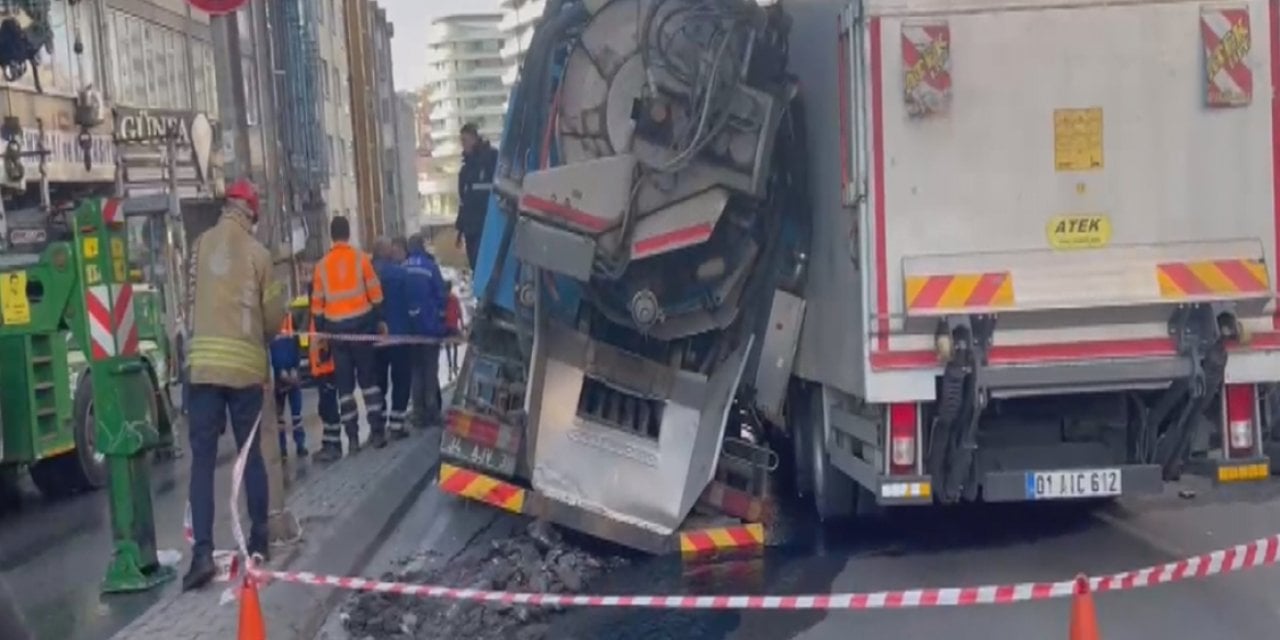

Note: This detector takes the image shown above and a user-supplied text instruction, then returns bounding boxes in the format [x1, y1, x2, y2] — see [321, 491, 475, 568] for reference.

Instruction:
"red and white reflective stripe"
[102, 198, 123, 225]
[248, 533, 1280, 610]
[115, 283, 138, 356]
[85, 285, 117, 360]
[85, 284, 138, 360]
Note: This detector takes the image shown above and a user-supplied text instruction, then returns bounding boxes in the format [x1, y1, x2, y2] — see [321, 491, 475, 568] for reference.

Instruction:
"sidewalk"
[109, 422, 443, 640]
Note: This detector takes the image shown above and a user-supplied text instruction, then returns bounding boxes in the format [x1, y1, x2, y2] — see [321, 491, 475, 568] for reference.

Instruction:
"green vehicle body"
[1, 214, 177, 501]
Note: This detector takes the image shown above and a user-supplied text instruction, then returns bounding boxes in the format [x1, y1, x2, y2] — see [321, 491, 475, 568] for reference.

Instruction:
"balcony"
[498, 1, 545, 33]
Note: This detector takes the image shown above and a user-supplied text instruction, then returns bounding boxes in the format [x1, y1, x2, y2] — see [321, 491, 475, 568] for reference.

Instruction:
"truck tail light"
[889, 402, 918, 475]
[1224, 383, 1257, 458]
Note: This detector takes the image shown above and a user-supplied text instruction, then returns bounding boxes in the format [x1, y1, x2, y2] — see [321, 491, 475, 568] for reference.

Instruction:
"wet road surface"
[0, 398, 329, 640]
[550, 478, 1280, 640]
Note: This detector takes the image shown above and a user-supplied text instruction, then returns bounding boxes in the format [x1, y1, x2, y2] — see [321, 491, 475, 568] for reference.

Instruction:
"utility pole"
[210, 14, 251, 180]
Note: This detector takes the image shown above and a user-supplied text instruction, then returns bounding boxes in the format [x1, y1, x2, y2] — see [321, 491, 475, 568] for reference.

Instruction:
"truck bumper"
[1188, 455, 1271, 485]
[437, 462, 766, 558]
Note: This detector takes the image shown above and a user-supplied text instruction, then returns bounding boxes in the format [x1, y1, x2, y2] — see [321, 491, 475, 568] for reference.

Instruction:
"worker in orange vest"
[308, 316, 339, 444]
[310, 216, 388, 461]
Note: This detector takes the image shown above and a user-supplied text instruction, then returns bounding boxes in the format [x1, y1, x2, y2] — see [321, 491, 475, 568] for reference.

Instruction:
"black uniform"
[456, 140, 498, 270]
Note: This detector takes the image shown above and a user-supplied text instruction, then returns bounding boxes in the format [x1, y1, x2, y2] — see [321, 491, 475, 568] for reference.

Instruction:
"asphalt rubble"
[341, 521, 630, 640]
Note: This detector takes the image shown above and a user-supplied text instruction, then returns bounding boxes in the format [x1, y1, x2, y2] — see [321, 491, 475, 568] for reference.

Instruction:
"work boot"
[314, 444, 343, 463]
[296, 443, 309, 458]
[248, 537, 271, 564]
[182, 552, 217, 592]
[368, 430, 388, 449]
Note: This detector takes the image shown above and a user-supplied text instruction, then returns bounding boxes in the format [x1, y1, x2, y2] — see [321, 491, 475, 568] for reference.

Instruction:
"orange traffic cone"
[1069, 574, 1100, 640]
[238, 576, 266, 640]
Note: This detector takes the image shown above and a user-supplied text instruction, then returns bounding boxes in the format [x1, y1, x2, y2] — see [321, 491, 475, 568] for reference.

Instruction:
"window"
[321, 60, 330, 98]
[333, 66, 341, 104]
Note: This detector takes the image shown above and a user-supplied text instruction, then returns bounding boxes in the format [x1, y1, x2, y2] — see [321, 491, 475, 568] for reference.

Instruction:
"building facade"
[420, 13, 504, 222]
[316, 0, 359, 234]
[498, 0, 545, 93]
[394, 94, 420, 234]
[0, 1, 117, 247]
[370, 4, 405, 238]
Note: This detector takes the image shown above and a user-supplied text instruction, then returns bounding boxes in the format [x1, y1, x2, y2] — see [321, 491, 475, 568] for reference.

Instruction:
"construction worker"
[311, 216, 388, 461]
[455, 122, 498, 271]
[372, 237, 413, 439]
[308, 315, 339, 451]
[404, 233, 447, 429]
[271, 313, 308, 457]
[184, 179, 285, 591]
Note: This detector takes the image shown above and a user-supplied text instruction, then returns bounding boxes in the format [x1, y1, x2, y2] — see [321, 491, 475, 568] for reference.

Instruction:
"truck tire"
[30, 374, 110, 497]
[0, 466, 21, 512]
[802, 384, 856, 521]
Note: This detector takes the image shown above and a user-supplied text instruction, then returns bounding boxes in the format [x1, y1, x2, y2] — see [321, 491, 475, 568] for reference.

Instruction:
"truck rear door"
[843, 0, 1280, 388]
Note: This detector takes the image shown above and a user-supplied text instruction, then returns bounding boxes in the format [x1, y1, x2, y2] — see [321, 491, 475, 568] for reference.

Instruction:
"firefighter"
[183, 179, 285, 591]
[308, 315, 339, 448]
[311, 215, 388, 462]
[455, 122, 498, 271]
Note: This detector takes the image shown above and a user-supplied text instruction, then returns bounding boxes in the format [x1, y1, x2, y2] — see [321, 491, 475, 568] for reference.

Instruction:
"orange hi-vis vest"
[308, 318, 335, 376]
[311, 242, 383, 325]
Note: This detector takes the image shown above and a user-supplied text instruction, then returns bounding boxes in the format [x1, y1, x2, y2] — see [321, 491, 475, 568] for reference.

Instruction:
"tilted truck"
[441, 0, 1280, 553]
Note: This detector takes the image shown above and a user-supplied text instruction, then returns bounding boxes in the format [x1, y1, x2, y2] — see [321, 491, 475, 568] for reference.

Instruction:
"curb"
[259, 430, 442, 639]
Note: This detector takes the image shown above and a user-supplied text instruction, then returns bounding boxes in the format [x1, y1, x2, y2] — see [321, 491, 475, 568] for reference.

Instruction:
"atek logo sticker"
[1047, 214, 1111, 250]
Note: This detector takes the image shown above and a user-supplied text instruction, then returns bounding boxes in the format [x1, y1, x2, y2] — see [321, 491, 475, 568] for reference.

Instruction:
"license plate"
[1025, 468, 1122, 500]
[440, 431, 517, 477]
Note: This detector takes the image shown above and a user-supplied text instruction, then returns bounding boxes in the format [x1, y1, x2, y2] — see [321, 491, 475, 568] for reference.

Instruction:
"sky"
[383, 0, 500, 91]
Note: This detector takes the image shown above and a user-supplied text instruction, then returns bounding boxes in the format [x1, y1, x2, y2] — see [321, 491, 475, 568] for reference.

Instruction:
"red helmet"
[225, 178, 260, 220]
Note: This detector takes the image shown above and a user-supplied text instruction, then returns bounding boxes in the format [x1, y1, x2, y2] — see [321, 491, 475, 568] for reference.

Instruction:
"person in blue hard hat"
[271, 313, 308, 458]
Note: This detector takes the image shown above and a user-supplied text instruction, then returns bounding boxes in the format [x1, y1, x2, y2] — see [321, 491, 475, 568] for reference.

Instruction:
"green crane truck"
[0, 198, 177, 503]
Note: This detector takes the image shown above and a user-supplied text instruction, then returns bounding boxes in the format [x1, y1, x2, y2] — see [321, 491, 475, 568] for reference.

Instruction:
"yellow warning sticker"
[83, 237, 99, 259]
[1047, 214, 1111, 250]
[1053, 108, 1103, 172]
[110, 237, 124, 260]
[2, 270, 31, 325]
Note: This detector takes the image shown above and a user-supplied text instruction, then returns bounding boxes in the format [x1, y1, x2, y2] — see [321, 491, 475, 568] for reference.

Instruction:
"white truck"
[442, 0, 1280, 553]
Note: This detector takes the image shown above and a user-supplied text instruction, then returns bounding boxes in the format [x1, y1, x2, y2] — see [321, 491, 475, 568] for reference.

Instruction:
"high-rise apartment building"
[420, 14, 504, 221]
[498, 0, 545, 91]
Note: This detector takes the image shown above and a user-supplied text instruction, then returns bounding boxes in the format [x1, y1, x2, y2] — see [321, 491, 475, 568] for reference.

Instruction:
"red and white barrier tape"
[282, 330, 463, 346]
[239, 533, 1280, 610]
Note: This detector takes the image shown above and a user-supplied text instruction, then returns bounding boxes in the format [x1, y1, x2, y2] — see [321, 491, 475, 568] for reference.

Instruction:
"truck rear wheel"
[794, 383, 856, 520]
[30, 375, 110, 497]
[0, 466, 22, 512]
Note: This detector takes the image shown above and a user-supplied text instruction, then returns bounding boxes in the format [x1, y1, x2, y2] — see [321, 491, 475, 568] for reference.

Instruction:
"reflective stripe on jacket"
[190, 336, 268, 380]
[311, 242, 384, 329]
[188, 205, 286, 387]
[308, 318, 335, 376]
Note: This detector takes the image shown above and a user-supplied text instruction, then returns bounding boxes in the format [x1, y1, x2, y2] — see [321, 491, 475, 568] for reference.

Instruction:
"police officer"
[311, 216, 388, 462]
[184, 179, 285, 591]
[455, 123, 498, 271]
